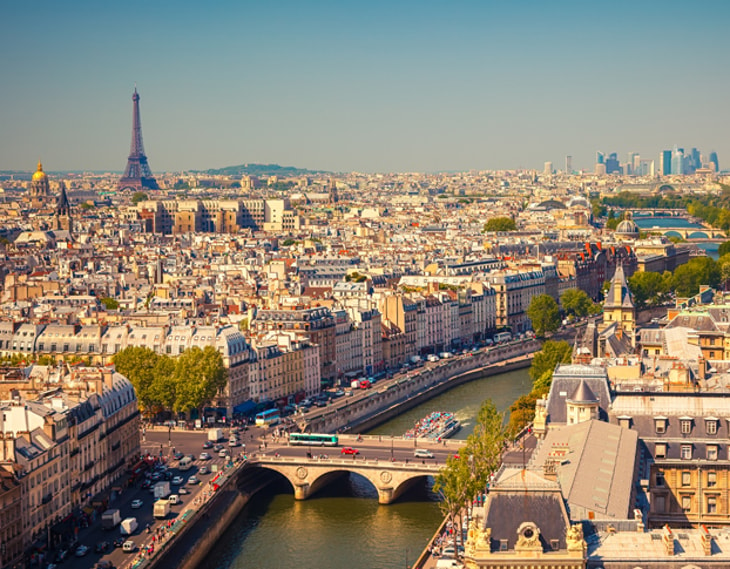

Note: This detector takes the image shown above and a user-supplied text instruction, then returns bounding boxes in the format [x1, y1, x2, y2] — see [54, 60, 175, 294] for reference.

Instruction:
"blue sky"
[2, 0, 729, 173]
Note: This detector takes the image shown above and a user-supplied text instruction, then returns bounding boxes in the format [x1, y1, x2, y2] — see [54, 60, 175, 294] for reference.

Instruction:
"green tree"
[100, 297, 119, 310]
[560, 289, 595, 318]
[113, 347, 160, 410]
[671, 257, 721, 297]
[172, 346, 228, 416]
[434, 452, 471, 557]
[483, 216, 517, 232]
[529, 340, 572, 382]
[463, 400, 507, 497]
[719, 241, 730, 257]
[507, 392, 538, 437]
[628, 271, 670, 308]
[131, 192, 148, 204]
[526, 294, 560, 338]
[148, 355, 177, 411]
[718, 253, 730, 291]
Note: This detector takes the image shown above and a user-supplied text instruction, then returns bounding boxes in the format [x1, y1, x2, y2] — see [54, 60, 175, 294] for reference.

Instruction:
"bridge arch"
[688, 231, 709, 239]
[249, 459, 440, 504]
[664, 230, 684, 239]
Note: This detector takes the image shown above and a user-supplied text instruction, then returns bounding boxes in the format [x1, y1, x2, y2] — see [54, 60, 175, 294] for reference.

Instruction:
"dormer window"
[618, 415, 632, 429]
[706, 417, 718, 435]
[655, 417, 667, 434]
[680, 418, 693, 434]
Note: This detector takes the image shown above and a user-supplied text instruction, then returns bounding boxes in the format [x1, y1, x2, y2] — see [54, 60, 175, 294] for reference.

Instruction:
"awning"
[233, 400, 256, 415]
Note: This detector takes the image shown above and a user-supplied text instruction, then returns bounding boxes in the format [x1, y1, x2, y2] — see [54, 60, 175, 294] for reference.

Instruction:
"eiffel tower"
[118, 88, 159, 191]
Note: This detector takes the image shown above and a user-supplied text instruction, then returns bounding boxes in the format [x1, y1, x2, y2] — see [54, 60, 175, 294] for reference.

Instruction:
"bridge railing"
[251, 454, 443, 472]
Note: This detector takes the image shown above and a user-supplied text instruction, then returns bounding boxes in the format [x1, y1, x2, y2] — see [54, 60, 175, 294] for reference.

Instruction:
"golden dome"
[32, 160, 47, 182]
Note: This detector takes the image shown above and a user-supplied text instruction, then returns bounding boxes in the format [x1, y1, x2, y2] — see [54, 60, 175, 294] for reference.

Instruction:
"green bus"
[289, 433, 339, 447]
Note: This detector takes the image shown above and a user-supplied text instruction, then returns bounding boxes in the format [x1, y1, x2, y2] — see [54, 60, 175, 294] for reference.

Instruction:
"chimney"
[698, 356, 707, 381]
[700, 525, 713, 556]
[662, 525, 674, 555]
[633, 508, 645, 533]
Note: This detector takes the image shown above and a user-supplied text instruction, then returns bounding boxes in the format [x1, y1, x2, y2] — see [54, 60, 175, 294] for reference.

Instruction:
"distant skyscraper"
[709, 151, 720, 172]
[689, 148, 701, 174]
[118, 88, 159, 192]
[596, 152, 605, 165]
[544, 161, 553, 175]
[660, 150, 672, 175]
[671, 147, 684, 175]
[565, 155, 572, 174]
[605, 153, 621, 174]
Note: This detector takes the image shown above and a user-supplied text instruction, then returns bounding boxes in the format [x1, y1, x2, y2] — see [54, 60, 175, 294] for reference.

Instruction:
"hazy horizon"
[3, 0, 729, 174]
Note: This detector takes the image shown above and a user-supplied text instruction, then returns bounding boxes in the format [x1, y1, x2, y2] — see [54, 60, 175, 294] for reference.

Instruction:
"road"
[56, 427, 255, 569]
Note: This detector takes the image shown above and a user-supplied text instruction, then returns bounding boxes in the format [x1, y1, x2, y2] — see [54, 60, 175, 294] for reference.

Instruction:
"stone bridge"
[642, 227, 726, 240]
[248, 455, 442, 504]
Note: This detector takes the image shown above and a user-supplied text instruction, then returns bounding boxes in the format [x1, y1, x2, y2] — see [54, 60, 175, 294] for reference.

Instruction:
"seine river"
[633, 216, 721, 259]
[198, 367, 531, 569]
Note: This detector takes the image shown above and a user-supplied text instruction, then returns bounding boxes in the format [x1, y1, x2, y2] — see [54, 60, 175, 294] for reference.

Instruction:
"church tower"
[602, 264, 635, 337]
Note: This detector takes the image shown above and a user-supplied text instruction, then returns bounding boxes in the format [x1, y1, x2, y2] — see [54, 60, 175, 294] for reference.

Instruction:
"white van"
[414, 448, 435, 459]
[168, 494, 179, 505]
[122, 541, 136, 553]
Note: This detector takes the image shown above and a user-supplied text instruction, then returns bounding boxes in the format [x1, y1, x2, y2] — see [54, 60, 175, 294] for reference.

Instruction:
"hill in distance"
[200, 163, 329, 177]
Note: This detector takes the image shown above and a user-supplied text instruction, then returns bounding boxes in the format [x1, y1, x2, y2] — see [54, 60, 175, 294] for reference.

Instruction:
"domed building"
[613, 212, 640, 241]
[29, 160, 50, 200]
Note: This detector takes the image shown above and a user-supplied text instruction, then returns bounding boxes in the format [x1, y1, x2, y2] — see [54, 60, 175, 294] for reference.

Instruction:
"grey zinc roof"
[546, 364, 612, 424]
[568, 379, 598, 403]
[484, 472, 570, 552]
[530, 420, 638, 520]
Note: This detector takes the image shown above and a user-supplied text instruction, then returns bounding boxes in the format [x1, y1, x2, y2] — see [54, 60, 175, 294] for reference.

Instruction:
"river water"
[198, 367, 531, 569]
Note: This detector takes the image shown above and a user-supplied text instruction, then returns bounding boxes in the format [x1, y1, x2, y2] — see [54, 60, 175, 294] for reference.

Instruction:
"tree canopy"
[560, 289, 597, 318]
[131, 192, 148, 204]
[114, 345, 227, 416]
[100, 297, 119, 310]
[529, 340, 573, 382]
[483, 216, 517, 232]
[628, 271, 672, 308]
[719, 241, 730, 258]
[527, 294, 560, 337]
[671, 256, 721, 297]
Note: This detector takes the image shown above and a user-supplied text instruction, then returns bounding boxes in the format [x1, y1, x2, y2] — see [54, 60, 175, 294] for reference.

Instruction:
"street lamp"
[390, 436, 394, 461]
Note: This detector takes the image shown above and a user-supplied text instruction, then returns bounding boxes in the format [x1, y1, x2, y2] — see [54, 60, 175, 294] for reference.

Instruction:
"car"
[96, 561, 115, 569]
[199, 452, 211, 460]
[202, 440, 213, 449]
[94, 541, 110, 553]
[171, 476, 184, 485]
[131, 499, 143, 509]
[140, 480, 151, 489]
[228, 439, 239, 447]
[54, 549, 69, 563]
[213, 444, 224, 452]
[199, 466, 209, 475]
[340, 447, 359, 455]
[315, 400, 328, 408]
[75, 545, 89, 557]
[178, 487, 189, 495]
[414, 449, 434, 459]
[218, 449, 229, 458]
[173, 451, 184, 460]
[188, 476, 200, 485]
[113, 538, 125, 548]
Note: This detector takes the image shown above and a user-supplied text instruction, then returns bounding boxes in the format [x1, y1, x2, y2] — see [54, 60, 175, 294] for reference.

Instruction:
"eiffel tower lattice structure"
[118, 88, 159, 191]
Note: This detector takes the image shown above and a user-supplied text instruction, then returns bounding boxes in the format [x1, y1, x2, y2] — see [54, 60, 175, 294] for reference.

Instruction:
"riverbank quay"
[127, 457, 263, 569]
[303, 340, 538, 434]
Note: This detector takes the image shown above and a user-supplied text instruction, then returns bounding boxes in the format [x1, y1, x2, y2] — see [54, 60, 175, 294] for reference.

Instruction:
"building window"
[681, 420, 692, 434]
[654, 495, 666, 513]
[707, 446, 718, 461]
[682, 471, 691, 486]
[655, 443, 667, 459]
[682, 495, 692, 513]
[655, 418, 666, 434]
[707, 496, 717, 514]
[706, 420, 718, 435]
[708, 472, 717, 487]
[681, 445, 693, 460]
[656, 470, 665, 487]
